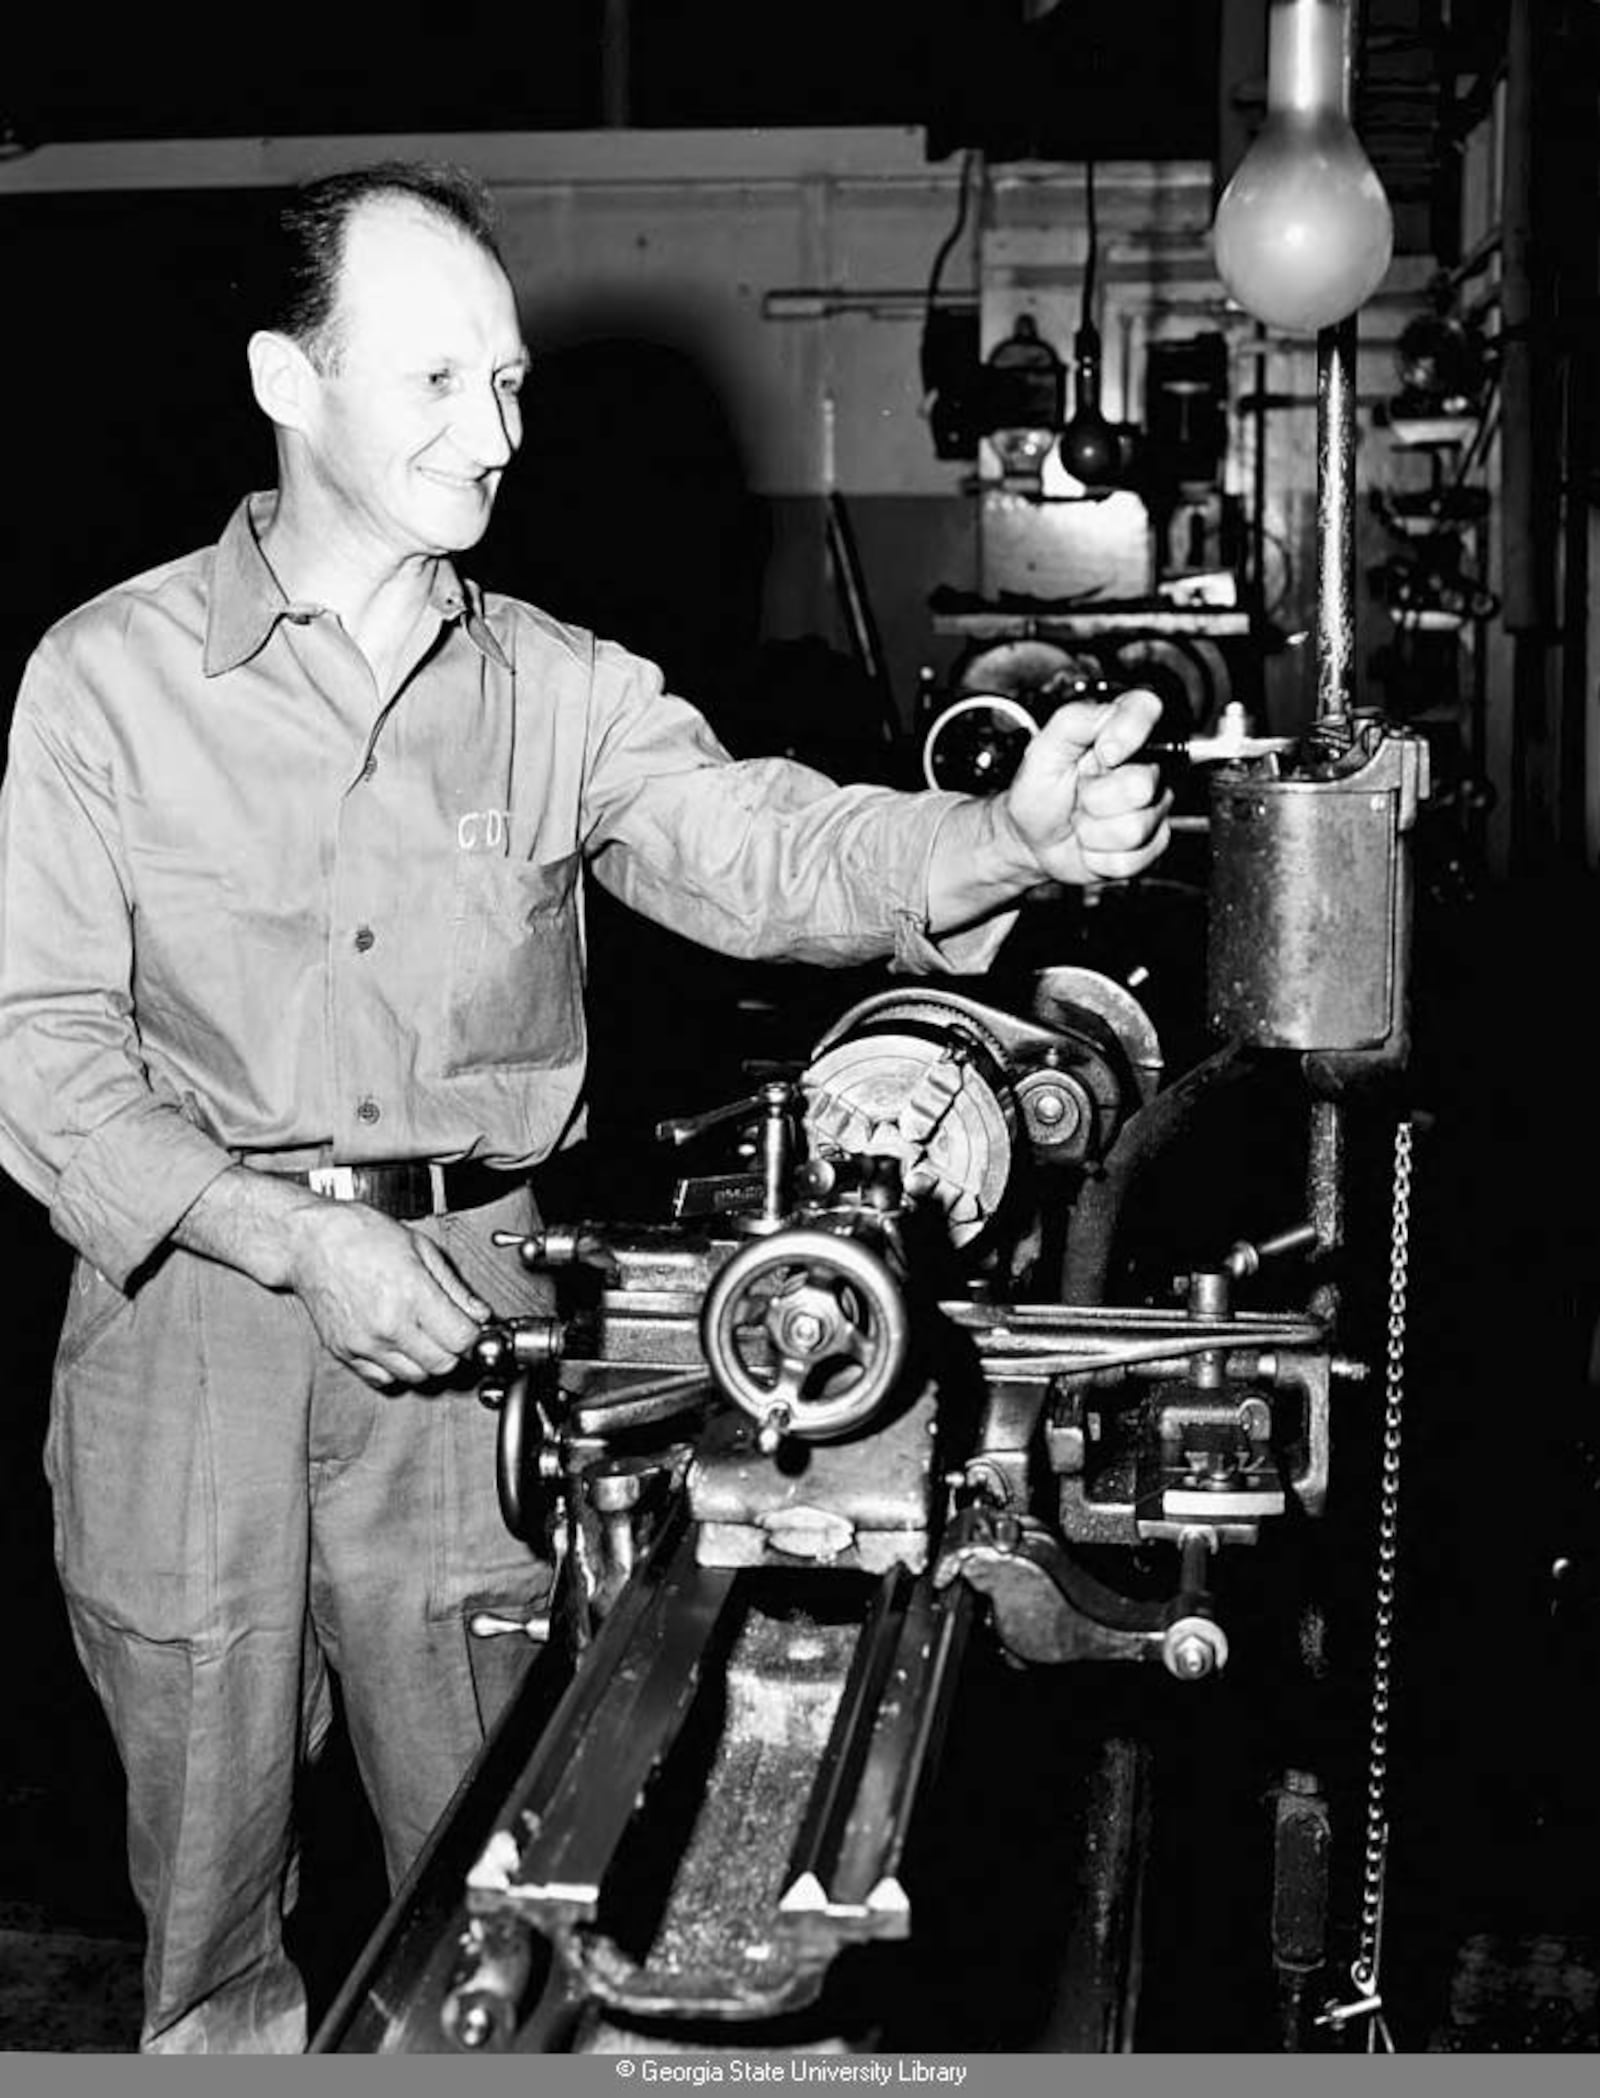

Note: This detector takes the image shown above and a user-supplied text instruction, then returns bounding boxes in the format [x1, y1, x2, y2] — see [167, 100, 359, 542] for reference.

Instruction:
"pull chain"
[1318, 1112, 1413, 2051]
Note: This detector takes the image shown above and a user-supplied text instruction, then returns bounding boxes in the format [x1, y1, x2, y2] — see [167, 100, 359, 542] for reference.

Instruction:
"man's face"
[300, 200, 527, 559]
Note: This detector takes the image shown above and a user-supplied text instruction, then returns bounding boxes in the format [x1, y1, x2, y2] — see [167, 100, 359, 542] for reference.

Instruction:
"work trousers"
[44, 1185, 551, 2053]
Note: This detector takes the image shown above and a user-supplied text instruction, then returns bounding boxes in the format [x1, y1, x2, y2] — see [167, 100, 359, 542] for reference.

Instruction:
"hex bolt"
[1161, 1613, 1229, 1681]
[1020, 1071, 1088, 1146]
[783, 1309, 826, 1352]
[1170, 1635, 1212, 1680]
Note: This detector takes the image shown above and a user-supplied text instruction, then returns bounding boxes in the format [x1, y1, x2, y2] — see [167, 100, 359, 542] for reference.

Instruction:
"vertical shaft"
[1307, 1097, 1346, 1260]
[1314, 0, 1360, 735]
[1305, 4, 1360, 1286]
[1314, 317, 1359, 733]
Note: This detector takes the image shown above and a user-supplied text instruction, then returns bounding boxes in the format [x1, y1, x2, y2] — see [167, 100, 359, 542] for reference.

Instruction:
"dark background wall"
[4, 4, 1222, 154]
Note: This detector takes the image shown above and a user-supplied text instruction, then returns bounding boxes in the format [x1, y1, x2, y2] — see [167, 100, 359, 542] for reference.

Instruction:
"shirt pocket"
[125, 837, 245, 920]
[442, 851, 584, 1076]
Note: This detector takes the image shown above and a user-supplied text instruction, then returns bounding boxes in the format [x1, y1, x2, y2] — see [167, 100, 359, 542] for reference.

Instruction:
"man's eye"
[496, 373, 524, 399]
[425, 369, 454, 391]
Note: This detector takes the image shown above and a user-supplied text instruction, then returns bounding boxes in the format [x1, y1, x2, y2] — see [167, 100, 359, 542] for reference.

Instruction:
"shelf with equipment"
[931, 608, 1252, 643]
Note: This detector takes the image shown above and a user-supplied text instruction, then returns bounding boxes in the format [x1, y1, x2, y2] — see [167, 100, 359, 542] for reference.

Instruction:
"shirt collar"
[203, 494, 511, 678]
[435, 570, 512, 671]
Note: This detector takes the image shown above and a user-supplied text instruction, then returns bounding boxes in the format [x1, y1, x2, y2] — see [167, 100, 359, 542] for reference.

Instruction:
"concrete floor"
[0, 1922, 141, 2054]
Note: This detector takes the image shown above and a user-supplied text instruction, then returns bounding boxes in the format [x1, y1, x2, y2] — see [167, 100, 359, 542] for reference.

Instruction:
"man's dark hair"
[254, 161, 504, 371]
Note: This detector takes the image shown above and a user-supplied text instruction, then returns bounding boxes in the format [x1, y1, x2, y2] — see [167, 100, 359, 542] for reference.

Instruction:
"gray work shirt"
[0, 493, 1009, 1287]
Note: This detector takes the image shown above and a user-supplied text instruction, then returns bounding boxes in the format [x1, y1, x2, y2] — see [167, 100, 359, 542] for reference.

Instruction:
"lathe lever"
[655, 1076, 792, 1147]
[469, 1609, 552, 1644]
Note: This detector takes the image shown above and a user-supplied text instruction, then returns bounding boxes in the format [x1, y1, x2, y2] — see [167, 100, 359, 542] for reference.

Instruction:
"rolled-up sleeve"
[580, 642, 1017, 975]
[0, 645, 232, 1286]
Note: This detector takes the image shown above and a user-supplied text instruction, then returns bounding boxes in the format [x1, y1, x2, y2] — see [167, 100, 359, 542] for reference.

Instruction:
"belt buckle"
[308, 1164, 360, 1202]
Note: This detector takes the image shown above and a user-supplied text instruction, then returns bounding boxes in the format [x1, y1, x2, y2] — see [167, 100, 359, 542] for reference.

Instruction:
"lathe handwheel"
[491, 1373, 562, 1547]
[699, 1228, 909, 1443]
[494, 1372, 539, 1543]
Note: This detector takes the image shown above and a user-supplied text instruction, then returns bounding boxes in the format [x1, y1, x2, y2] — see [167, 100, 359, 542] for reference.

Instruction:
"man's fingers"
[1087, 687, 1164, 771]
[1077, 760, 1165, 819]
[332, 1280, 475, 1379]
[356, 1334, 452, 1386]
[349, 1355, 398, 1390]
[408, 1301, 486, 1368]
[388, 1233, 488, 1363]
[1080, 817, 1173, 880]
[382, 1302, 476, 1379]
[1079, 791, 1173, 853]
[1038, 687, 1162, 768]
[413, 1233, 493, 1326]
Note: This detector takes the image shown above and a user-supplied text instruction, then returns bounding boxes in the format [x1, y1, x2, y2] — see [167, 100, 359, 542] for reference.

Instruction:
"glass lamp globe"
[1212, 0, 1394, 335]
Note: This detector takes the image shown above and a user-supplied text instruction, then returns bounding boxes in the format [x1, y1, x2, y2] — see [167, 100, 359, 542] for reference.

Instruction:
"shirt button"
[357, 1097, 381, 1125]
[361, 755, 378, 781]
[354, 925, 376, 953]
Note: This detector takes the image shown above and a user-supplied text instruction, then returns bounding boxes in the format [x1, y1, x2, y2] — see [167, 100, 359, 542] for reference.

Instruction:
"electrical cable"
[1081, 157, 1098, 325]
[920, 149, 978, 424]
[923, 149, 977, 331]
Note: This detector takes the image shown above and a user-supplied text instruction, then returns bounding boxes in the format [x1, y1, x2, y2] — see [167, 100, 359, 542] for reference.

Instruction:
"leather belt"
[276, 1158, 520, 1221]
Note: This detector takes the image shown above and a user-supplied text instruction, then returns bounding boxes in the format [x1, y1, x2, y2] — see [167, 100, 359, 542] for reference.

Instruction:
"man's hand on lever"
[1006, 686, 1172, 883]
[176, 1166, 490, 1388]
[282, 1202, 491, 1388]
[926, 686, 1172, 932]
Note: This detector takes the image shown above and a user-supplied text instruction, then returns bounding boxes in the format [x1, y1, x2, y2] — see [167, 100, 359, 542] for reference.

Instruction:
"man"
[0, 162, 1169, 2052]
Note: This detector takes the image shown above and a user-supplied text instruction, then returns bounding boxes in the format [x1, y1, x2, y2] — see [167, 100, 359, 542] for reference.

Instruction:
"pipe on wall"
[602, 0, 632, 129]
[1497, 0, 1544, 636]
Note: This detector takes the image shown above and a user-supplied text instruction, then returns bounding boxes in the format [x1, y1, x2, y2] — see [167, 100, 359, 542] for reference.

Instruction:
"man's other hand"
[282, 1199, 490, 1388]
[1002, 685, 1170, 887]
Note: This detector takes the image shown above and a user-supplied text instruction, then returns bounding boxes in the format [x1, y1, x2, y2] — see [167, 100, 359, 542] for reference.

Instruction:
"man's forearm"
[172, 1166, 328, 1291]
[173, 1163, 493, 1387]
[924, 793, 1047, 936]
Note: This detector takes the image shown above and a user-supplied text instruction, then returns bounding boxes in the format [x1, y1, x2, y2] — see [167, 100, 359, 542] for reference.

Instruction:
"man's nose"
[455, 381, 519, 469]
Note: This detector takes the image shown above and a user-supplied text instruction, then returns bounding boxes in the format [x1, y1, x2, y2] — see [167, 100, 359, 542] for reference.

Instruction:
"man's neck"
[256, 488, 443, 692]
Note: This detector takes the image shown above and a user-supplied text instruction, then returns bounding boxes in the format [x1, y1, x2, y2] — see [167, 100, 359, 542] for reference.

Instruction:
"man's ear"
[247, 329, 320, 435]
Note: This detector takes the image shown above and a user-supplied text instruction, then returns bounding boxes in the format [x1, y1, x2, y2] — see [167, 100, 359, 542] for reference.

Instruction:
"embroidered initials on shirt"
[457, 809, 512, 851]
